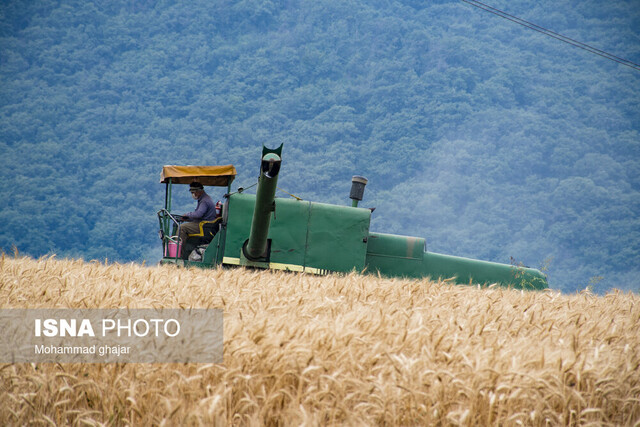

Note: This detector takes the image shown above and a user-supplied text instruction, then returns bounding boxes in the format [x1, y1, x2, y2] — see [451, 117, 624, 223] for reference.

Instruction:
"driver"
[178, 182, 218, 247]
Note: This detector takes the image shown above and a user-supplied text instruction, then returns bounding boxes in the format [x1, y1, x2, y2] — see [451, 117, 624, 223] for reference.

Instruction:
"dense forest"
[1, 0, 638, 293]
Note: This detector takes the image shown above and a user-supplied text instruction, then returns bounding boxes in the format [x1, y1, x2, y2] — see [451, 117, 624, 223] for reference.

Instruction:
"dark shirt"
[184, 192, 217, 221]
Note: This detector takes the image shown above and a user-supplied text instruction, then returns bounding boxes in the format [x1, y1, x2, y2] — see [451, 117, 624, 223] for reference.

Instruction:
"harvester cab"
[157, 164, 236, 263]
[158, 144, 549, 290]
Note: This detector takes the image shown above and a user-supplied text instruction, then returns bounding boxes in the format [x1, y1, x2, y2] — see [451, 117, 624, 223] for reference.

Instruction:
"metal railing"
[157, 209, 183, 259]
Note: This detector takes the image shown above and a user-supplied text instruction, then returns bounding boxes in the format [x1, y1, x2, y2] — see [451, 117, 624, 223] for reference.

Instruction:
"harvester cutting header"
[157, 145, 548, 290]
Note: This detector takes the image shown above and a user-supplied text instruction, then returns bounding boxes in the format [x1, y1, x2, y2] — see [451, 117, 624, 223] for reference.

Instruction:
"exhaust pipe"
[350, 176, 368, 207]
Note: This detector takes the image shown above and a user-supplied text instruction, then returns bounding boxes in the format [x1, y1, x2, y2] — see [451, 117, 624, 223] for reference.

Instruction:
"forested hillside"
[1, 0, 638, 293]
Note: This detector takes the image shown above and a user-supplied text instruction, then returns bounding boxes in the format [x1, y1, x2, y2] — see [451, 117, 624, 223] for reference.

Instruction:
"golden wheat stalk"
[1, 255, 638, 425]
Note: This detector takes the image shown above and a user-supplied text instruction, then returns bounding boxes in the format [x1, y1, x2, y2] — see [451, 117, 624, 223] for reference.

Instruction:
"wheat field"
[1, 254, 639, 426]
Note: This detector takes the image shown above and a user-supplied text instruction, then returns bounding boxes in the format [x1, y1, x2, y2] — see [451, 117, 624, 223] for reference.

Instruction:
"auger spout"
[243, 144, 282, 261]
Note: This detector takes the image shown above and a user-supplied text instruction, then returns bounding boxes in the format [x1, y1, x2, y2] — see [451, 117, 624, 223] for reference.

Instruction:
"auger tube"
[243, 148, 282, 260]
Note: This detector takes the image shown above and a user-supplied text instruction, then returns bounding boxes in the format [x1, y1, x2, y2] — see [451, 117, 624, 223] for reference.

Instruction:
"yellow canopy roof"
[160, 165, 237, 187]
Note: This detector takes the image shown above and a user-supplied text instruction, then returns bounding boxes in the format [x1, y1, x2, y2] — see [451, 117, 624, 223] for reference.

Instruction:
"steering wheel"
[170, 213, 186, 222]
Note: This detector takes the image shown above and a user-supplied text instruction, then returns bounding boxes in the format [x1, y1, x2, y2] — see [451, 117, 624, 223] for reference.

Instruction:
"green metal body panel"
[202, 230, 225, 265]
[364, 232, 547, 290]
[365, 232, 425, 275]
[421, 252, 547, 290]
[223, 193, 370, 273]
[305, 202, 370, 272]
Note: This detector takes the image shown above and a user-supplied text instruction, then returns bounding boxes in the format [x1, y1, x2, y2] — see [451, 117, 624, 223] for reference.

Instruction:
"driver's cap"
[189, 182, 204, 192]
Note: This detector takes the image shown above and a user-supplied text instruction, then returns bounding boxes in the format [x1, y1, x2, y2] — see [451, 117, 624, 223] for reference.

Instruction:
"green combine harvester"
[157, 145, 548, 290]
